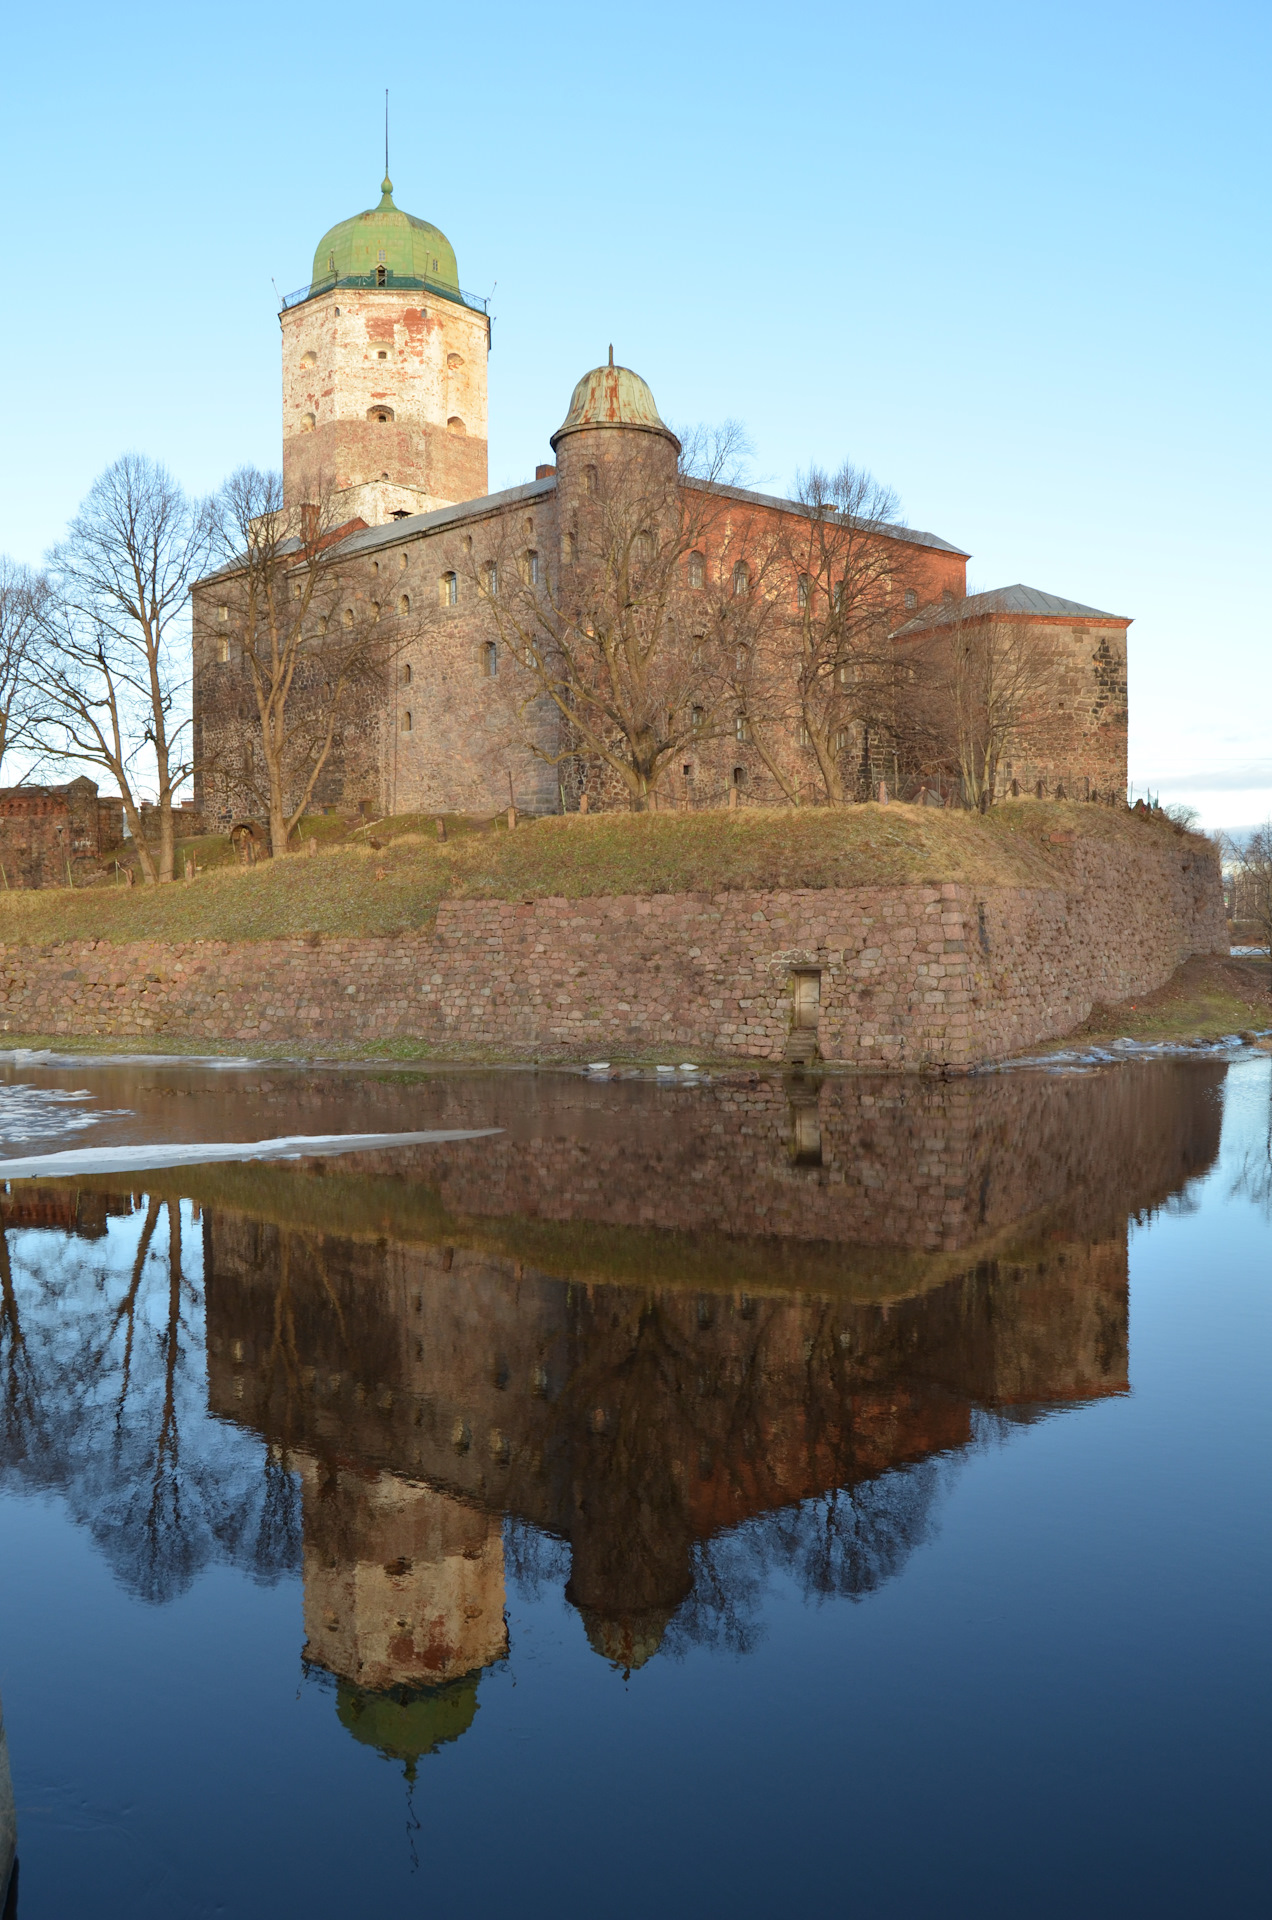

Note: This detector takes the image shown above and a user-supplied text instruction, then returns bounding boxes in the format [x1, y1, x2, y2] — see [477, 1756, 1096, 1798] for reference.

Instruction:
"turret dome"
[550, 350, 679, 452]
[310, 177, 460, 296]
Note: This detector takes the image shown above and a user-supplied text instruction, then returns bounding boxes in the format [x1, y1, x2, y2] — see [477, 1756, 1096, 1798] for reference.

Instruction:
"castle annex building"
[193, 176, 1129, 825]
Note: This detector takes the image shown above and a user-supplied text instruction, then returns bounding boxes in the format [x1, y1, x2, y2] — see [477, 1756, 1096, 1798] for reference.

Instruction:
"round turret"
[310, 177, 460, 295]
[551, 350, 679, 454]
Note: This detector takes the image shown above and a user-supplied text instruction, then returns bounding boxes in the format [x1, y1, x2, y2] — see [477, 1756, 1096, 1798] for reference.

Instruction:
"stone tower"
[280, 176, 490, 528]
[550, 349, 680, 520]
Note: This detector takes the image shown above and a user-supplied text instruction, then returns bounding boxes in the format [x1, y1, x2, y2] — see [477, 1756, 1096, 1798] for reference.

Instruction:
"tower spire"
[385, 89, 389, 179]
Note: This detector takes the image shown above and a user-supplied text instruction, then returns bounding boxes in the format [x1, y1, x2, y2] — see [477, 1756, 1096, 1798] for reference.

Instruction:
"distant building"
[0, 778, 123, 889]
[193, 176, 1128, 823]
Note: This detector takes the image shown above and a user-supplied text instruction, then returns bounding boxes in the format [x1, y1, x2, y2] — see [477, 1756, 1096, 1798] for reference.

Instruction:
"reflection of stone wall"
[297, 1457, 506, 1693]
[0, 825, 1224, 1064]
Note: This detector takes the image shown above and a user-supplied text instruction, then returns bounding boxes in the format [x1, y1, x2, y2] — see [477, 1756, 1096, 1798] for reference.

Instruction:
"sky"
[2, 0, 1267, 828]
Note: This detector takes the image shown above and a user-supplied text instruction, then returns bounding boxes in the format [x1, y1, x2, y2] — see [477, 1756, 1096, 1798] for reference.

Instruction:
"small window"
[797, 723, 811, 747]
[371, 560, 380, 574]
[836, 662, 851, 686]
[483, 562, 498, 597]
[447, 352, 464, 369]
[691, 706, 705, 732]
[400, 663, 412, 687]
[447, 415, 466, 435]
[483, 641, 498, 678]
[398, 594, 410, 614]
[440, 571, 458, 606]
[300, 411, 316, 433]
[400, 710, 413, 732]
[735, 714, 749, 742]
[904, 589, 917, 610]
[522, 549, 540, 585]
[399, 551, 409, 570]
[217, 604, 228, 623]
[378, 248, 387, 264]
[797, 574, 810, 610]
[835, 727, 851, 751]
[832, 581, 844, 612]
[342, 608, 354, 627]
[733, 563, 749, 596]
[564, 530, 578, 563]
[216, 636, 230, 664]
[377, 349, 388, 360]
[370, 601, 380, 619]
[300, 349, 317, 370]
[368, 406, 394, 424]
[688, 551, 705, 589]
[635, 530, 654, 561]
[318, 614, 329, 634]
[584, 465, 598, 495]
[327, 251, 336, 272]
[376, 265, 387, 286]
[292, 580, 303, 600]
[735, 645, 749, 670]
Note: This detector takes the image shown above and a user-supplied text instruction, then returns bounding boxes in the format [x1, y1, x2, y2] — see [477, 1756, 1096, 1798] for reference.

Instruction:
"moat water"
[0, 1053, 1267, 1918]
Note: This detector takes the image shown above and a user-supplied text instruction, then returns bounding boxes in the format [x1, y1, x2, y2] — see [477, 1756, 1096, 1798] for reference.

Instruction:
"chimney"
[535, 464, 556, 480]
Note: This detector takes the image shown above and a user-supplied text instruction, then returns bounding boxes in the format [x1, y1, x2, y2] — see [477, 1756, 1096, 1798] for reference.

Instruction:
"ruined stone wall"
[0, 823, 1225, 1066]
[0, 778, 102, 888]
[281, 289, 489, 519]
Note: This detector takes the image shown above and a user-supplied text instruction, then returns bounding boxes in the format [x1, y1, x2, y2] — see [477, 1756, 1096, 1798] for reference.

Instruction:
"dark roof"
[682, 477, 969, 556]
[896, 583, 1130, 633]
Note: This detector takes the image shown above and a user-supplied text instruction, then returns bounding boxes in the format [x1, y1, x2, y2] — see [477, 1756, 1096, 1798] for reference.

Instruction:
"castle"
[192, 175, 1130, 827]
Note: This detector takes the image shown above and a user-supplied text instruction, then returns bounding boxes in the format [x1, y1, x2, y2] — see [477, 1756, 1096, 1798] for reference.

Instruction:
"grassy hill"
[0, 801, 1198, 949]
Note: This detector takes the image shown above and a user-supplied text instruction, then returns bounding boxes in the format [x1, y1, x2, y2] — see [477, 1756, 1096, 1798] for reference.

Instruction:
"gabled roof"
[896, 582, 1130, 633]
[682, 477, 969, 557]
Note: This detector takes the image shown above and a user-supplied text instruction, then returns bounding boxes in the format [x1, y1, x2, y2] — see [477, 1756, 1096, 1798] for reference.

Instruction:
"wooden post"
[579, 793, 589, 814]
[507, 805, 517, 830]
[435, 816, 447, 841]
[728, 786, 739, 810]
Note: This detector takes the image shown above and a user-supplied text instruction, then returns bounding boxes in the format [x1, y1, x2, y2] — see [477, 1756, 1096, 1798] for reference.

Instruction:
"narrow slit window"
[440, 571, 458, 606]
[483, 641, 498, 678]
[688, 551, 705, 589]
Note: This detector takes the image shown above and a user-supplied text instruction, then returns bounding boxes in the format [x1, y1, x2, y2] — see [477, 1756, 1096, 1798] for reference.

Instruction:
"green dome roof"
[550, 351, 679, 452]
[310, 177, 460, 295]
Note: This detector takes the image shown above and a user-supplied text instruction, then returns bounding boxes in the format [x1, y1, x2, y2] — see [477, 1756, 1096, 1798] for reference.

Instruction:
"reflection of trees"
[1228, 1076, 1272, 1221]
[0, 1197, 300, 1603]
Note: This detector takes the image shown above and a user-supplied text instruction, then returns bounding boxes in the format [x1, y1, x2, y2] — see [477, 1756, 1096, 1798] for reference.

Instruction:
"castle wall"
[0, 822, 1224, 1065]
[0, 777, 105, 888]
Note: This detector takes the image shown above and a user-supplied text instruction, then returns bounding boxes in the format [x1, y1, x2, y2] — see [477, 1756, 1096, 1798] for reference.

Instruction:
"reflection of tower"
[299, 1457, 507, 1691]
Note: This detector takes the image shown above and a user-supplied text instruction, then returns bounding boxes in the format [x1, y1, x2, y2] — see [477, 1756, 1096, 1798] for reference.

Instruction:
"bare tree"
[0, 558, 48, 780]
[40, 457, 211, 883]
[753, 464, 920, 805]
[475, 431, 778, 809]
[1225, 822, 1272, 978]
[207, 469, 422, 856]
[912, 606, 1056, 811]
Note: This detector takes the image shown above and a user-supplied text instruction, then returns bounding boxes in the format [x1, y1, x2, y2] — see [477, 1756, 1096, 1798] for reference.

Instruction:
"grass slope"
[0, 801, 1189, 949]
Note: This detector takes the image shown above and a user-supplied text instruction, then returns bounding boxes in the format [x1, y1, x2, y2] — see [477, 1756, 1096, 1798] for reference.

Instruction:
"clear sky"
[2, 0, 1267, 827]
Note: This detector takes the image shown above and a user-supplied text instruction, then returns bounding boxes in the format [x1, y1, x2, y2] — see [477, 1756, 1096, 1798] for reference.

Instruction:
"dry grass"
[0, 800, 1199, 949]
[1055, 952, 1272, 1048]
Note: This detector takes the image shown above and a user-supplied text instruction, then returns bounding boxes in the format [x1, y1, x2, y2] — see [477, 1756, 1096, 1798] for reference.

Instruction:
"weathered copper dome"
[550, 350, 679, 453]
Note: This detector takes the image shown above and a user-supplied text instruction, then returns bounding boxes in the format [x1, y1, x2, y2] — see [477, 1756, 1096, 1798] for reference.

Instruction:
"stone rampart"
[0, 829, 1224, 1067]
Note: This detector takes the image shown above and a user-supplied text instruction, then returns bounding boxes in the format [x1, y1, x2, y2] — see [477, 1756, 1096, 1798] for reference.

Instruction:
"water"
[0, 1054, 1267, 1918]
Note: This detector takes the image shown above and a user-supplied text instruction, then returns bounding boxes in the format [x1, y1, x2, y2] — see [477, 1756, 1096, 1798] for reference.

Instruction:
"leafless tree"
[752, 465, 921, 805]
[1224, 822, 1272, 978]
[39, 457, 211, 883]
[207, 469, 423, 857]
[0, 557, 48, 780]
[473, 429, 779, 809]
[911, 607, 1056, 811]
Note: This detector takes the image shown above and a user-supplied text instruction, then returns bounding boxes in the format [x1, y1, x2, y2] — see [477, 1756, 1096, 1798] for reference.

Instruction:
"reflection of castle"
[194, 1062, 1221, 1760]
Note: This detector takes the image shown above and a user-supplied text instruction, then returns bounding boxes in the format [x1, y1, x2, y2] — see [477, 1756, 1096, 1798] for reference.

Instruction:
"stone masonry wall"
[0, 828, 1224, 1067]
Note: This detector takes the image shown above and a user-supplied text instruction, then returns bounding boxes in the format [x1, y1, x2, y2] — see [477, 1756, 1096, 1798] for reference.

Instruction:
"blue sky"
[2, 0, 1267, 826]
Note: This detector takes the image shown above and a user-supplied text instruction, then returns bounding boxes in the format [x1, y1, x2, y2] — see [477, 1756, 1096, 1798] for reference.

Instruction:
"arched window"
[735, 714, 749, 742]
[318, 615, 329, 635]
[584, 465, 598, 495]
[564, 530, 578, 563]
[521, 549, 540, 586]
[691, 706, 705, 732]
[688, 551, 705, 589]
[216, 637, 229, 664]
[797, 723, 811, 747]
[300, 349, 317, 370]
[447, 415, 466, 435]
[376, 264, 387, 286]
[483, 641, 498, 678]
[483, 562, 498, 597]
[399, 551, 409, 570]
[370, 601, 381, 619]
[398, 594, 410, 615]
[447, 351, 464, 369]
[342, 607, 354, 627]
[733, 563, 749, 596]
[904, 588, 918, 609]
[835, 727, 851, 752]
[635, 530, 654, 562]
[400, 710, 413, 732]
[368, 406, 394, 425]
[440, 571, 458, 606]
[832, 581, 844, 612]
[300, 411, 316, 433]
[217, 604, 228, 623]
[797, 574, 810, 610]
[400, 663, 412, 687]
[327, 252, 336, 273]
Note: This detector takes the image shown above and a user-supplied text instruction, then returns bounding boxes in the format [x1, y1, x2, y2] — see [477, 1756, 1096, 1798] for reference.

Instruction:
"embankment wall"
[0, 829, 1224, 1067]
